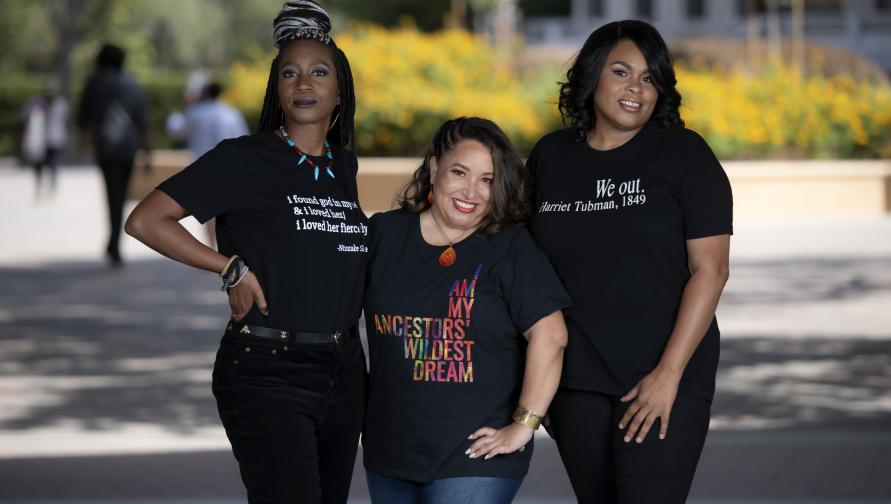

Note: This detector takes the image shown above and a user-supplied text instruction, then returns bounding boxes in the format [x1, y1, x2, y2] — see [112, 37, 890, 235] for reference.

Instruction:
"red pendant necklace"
[429, 211, 462, 267]
[279, 125, 334, 180]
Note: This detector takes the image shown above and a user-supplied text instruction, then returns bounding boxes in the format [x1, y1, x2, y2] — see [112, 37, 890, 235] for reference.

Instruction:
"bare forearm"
[658, 268, 728, 374]
[518, 312, 567, 416]
[125, 191, 228, 275]
[519, 338, 563, 416]
[130, 217, 226, 274]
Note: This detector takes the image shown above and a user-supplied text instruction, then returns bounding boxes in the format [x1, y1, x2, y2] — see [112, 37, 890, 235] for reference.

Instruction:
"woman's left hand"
[467, 423, 534, 460]
[618, 366, 682, 444]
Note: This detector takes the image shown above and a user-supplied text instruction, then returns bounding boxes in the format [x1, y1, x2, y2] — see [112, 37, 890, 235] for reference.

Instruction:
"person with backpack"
[77, 43, 150, 267]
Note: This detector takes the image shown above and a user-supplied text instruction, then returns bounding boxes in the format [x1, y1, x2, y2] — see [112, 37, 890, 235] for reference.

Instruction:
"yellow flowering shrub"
[224, 24, 891, 159]
[224, 24, 561, 155]
[678, 64, 891, 159]
[224, 45, 275, 129]
[338, 23, 559, 154]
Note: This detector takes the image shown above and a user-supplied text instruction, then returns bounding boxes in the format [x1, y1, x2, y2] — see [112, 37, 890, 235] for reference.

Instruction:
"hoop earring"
[329, 110, 340, 131]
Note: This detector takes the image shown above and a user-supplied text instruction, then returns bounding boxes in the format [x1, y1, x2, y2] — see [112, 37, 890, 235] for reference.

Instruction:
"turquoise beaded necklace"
[279, 125, 334, 180]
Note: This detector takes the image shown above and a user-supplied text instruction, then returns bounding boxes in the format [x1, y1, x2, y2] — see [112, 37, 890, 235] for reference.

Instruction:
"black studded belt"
[226, 321, 357, 345]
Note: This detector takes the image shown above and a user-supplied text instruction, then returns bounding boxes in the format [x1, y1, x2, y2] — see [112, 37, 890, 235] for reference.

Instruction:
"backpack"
[97, 99, 139, 161]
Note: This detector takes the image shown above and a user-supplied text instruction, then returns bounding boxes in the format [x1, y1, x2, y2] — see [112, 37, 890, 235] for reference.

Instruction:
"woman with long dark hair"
[362, 117, 571, 503]
[527, 20, 732, 503]
[125, 2, 367, 502]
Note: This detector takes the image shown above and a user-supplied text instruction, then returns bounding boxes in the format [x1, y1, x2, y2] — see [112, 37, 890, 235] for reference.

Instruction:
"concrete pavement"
[1, 165, 890, 503]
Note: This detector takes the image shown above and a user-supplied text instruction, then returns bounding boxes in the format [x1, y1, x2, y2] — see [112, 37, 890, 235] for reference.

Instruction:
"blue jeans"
[366, 470, 523, 504]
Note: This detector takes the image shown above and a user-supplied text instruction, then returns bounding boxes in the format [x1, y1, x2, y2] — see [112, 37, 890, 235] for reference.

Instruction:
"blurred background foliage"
[680, 64, 891, 159]
[226, 24, 562, 155]
[1, 0, 890, 159]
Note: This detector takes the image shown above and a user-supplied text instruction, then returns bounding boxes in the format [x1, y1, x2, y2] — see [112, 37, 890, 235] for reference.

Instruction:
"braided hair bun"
[260, 0, 355, 152]
[273, 0, 332, 47]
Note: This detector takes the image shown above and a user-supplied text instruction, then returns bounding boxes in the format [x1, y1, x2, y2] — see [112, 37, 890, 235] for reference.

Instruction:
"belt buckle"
[333, 330, 344, 344]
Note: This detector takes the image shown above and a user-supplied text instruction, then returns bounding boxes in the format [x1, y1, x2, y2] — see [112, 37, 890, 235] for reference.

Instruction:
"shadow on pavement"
[1, 260, 226, 431]
[723, 256, 891, 305]
[1, 256, 891, 501]
[3, 257, 890, 434]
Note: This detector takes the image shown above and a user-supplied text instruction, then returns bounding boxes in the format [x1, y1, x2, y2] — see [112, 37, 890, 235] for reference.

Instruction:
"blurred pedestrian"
[168, 82, 250, 247]
[77, 43, 150, 267]
[125, 1, 367, 502]
[22, 81, 68, 200]
[527, 20, 733, 504]
[165, 67, 209, 150]
[175, 82, 249, 161]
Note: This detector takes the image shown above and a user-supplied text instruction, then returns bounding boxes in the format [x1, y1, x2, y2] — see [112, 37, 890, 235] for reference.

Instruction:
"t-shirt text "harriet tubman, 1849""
[285, 194, 368, 251]
[538, 177, 647, 214]
[371, 265, 482, 383]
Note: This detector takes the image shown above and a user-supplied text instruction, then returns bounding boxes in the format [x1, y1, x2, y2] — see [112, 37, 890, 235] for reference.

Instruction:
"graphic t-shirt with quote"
[158, 130, 369, 332]
[528, 125, 733, 401]
[362, 209, 572, 482]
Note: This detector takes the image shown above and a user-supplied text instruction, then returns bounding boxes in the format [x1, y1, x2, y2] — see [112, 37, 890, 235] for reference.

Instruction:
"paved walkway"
[1, 165, 890, 502]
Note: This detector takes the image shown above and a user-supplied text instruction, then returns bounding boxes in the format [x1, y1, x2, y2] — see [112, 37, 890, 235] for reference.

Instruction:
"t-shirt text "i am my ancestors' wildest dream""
[372, 265, 482, 383]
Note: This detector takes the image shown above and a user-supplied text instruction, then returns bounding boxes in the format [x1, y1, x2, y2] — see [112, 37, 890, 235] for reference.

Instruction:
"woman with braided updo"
[126, 2, 368, 502]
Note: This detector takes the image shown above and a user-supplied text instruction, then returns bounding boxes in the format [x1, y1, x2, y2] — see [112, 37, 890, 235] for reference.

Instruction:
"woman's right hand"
[228, 271, 268, 320]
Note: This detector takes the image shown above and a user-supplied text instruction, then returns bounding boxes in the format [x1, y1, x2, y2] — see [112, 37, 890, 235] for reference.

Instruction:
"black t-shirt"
[158, 130, 369, 332]
[528, 125, 732, 401]
[362, 209, 572, 482]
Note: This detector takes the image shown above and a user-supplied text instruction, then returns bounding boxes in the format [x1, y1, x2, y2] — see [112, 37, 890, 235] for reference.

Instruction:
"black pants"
[32, 147, 60, 191]
[212, 329, 366, 504]
[548, 388, 710, 504]
[98, 158, 134, 260]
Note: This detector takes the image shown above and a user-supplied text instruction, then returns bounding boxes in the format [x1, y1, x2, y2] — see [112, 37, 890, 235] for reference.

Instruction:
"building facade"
[523, 0, 891, 73]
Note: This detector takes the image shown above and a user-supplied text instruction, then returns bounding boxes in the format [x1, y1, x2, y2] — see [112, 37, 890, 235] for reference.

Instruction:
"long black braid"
[257, 39, 356, 151]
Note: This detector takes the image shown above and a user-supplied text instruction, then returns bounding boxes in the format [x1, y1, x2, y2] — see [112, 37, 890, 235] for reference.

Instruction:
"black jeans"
[32, 147, 60, 191]
[548, 388, 710, 504]
[212, 328, 366, 504]
[98, 158, 134, 260]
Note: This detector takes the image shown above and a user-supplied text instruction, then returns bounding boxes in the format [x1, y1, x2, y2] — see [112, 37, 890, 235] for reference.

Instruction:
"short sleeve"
[157, 139, 249, 223]
[495, 227, 573, 333]
[679, 132, 734, 239]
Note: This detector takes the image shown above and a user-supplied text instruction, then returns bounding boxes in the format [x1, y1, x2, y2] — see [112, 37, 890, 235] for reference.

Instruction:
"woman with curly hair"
[527, 20, 733, 503]
[362, 117, 571, 503]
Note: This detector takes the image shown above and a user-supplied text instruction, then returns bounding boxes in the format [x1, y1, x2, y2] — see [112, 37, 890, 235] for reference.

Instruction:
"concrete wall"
[724, 160, 891, 217]
[130, 152, 891, 217]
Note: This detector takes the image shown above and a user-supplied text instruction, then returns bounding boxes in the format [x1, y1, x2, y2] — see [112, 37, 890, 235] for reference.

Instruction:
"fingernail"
[464, 448, 471, 455]
[659, 434, 665, 439]
[623, 436, 630, 443]
[484, 454, 491, 460]
[618, 423, 624, 429]
[468, 434, 474, 440]
[468, 452, 476, 459]
[636, 437, 643, 443]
